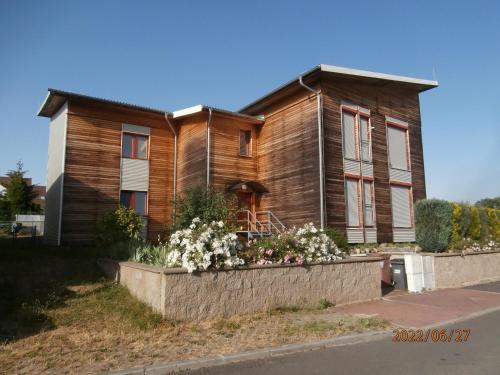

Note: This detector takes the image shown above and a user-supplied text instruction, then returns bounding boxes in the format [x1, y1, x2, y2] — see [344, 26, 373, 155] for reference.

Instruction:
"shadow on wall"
[46, 175, 168, 246]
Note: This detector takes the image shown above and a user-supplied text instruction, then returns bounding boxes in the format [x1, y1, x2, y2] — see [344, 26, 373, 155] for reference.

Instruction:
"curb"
[103, 330, 391, 375]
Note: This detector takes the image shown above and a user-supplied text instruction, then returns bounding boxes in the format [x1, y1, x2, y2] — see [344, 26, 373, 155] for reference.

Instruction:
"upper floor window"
[120, 190, 147, 216]
[387, 122, 410, 171]
[122, 133, 149, 160]
[239, 130, 252, 157]
[342, 107, 372, 162]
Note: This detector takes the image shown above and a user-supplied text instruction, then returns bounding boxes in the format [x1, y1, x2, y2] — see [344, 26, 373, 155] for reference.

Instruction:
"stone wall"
[98, 258, 383, 321]
[432, 251, 500, 289]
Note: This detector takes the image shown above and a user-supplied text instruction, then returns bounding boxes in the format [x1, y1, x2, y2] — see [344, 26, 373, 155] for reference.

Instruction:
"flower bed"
[114, 219, 344, 273]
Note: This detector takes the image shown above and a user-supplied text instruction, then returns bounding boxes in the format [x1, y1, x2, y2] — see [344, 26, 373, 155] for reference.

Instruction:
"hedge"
[416, 199, 500, 252]
[415, 199, 453, 252]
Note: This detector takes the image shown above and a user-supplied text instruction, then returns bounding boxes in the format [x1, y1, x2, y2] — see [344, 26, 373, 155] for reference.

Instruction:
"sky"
[0, 0, 499, 202]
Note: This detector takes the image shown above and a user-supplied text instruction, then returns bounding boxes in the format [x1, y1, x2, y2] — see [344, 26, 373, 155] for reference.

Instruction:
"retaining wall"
[431, 251, 500, 289]
[98, 258, 383, 321]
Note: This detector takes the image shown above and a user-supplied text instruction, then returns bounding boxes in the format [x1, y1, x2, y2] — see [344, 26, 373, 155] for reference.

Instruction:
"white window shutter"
[387, 127, 408, 170]
[346, 179, 360, 227]
[342, 112, 356, 159]
[391, 186, 412, 228]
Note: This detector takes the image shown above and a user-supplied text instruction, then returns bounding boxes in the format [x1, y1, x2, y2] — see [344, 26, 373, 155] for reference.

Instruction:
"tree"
[0, 161, 39, 219]
[476, 197, 500, 210]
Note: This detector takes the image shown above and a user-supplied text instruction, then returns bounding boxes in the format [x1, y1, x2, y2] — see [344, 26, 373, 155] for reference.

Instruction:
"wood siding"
[63, 99, 173, 244]
[176, 114, 207, 195]
[210, 115, 258, 191]
[253, 88, 321, 227]
[322, 76, 426, 242]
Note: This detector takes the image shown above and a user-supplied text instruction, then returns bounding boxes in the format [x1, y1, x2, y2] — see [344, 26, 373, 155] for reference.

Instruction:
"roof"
[172, 104, 264, 124]
[239, 64, 439, 113]
[38, 88, 171, 118]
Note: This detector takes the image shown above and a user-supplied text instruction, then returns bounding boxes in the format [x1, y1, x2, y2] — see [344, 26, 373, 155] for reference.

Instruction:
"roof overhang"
[38, 88, 171, 118]
[172, 104, 264, 124]
[239, 64, 439, 114]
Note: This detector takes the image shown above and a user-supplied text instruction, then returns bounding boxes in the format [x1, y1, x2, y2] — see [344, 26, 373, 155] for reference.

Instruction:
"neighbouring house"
[38, 65, 438, 246]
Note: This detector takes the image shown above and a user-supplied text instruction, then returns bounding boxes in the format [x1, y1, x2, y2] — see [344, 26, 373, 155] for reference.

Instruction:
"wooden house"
[38, 65, 437, 246]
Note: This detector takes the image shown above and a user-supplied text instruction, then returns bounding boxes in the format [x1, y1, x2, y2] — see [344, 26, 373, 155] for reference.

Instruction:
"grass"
[0, 240, 391, 374]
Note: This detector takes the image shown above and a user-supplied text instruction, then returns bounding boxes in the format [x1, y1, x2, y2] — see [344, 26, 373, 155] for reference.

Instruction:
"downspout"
[299, 76, 325, 229]
[165, 114, 178, 223]
[206, 107, 213, 189]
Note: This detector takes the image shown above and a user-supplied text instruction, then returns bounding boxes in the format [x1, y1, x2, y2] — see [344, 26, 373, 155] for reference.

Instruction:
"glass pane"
[364, 206, 374, 226]
[342, 112, 357, 159]
[240, 131, 251, 156]
[360, 117, 369, 141]
[346, 179, 360, 227]
[388, 127, 408, 170]
[122, 134, 133, 158]
[120, 191, 132, 208]
[137, 136, 148, 159]
[134, 192, 147, 216]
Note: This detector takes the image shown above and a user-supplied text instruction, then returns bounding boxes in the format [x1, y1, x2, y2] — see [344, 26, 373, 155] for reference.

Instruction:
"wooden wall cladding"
[64, 99, 173, 244]
[321, 77, 426, 243]
[148, 126, 174, 240]
[176, 114, 208, 195]
[254, 89, 321, 227]
[210, 115, 258, 191]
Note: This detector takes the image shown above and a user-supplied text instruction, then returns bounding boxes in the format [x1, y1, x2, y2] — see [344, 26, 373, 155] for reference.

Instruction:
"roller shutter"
[391, 185, 412, 228]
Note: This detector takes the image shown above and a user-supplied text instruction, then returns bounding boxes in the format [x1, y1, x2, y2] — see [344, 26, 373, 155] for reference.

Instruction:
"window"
[360, 116, 371, 162]
[363, 181, 375, 227]
[345, 178, 360, 227]
[120, 191, 147, 216]
[122, 133, 149, 160]
[239, 130, 252, 156]
[342, 111, 357, 160]
[346, 178, 376, 228]
[387, 125, 409, 170]
[342, 108, 372, 162]
[391, 185, 412, 228]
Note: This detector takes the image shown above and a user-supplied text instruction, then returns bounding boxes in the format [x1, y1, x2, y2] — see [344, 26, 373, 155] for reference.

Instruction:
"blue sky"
[1, 0, 499, 202]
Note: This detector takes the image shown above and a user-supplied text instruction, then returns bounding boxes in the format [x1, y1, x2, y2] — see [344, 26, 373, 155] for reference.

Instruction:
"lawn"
[0, 239, 389, 374]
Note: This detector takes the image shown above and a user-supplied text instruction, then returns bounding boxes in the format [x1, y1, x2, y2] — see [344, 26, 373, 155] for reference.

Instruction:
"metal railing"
[236, 210, 286, 237]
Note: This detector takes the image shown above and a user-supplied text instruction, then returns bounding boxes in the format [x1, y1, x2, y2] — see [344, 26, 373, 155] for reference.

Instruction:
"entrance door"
[237, 192, 254, 229]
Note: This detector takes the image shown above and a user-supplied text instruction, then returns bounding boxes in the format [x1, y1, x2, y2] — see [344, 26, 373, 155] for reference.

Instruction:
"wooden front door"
[237, 191, 254, 224]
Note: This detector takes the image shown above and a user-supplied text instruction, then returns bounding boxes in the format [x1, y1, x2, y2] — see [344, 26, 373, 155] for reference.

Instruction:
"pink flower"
[265, 249, 273, 256]
[296, 256, 304, 265]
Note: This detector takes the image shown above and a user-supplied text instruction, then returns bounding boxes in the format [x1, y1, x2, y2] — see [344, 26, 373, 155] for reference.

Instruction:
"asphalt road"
[185, 283, 500, 375]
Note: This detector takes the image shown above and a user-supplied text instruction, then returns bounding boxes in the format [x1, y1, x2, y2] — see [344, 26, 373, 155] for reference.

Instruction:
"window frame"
[120, 190, 148, 216]
[122, 132, 150, 160]
[239, 129, 252, 157]
[344, 175, 376, 228]
[389, 182, 414, 228]
[341, 106, 373, 163]
[386, 121, 411, 172]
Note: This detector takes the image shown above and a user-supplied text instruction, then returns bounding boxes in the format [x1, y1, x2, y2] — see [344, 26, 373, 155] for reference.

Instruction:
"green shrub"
[323, 227, 349, 250]
[486, 208, 500, 240]
[415, 199, 452, 252]
[96, 206, 143, 247]
[459, 204, 471, 238]
[467, 206, 481, 240]
[479, 207, 490, 240]
[450, 203, 462, 248]
[175, 187, 238, 230]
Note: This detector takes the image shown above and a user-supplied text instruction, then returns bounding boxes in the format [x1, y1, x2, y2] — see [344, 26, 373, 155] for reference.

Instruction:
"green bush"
[323, 227, 348, 250]
[96, 206, 143, 247]
[479, 207, 490, 239]
[486, 208, 500, 240]
[467, 206, 481, 240]
[415, 199, 453, 252]
[450, 203, 462, 249]
[174, 187, 238, 230]
[459, 204, 471, 238]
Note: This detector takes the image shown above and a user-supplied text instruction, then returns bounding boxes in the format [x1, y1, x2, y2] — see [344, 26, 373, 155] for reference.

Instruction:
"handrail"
[237, 210, 287, 235]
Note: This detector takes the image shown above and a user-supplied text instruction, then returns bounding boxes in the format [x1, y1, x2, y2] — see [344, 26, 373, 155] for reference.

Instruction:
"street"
[185, 282, 500, 375]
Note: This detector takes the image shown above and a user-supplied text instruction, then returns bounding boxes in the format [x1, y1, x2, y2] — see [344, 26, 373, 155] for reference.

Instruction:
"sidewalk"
[336, 282, 500, 328]
[106, 282, 500, 374]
